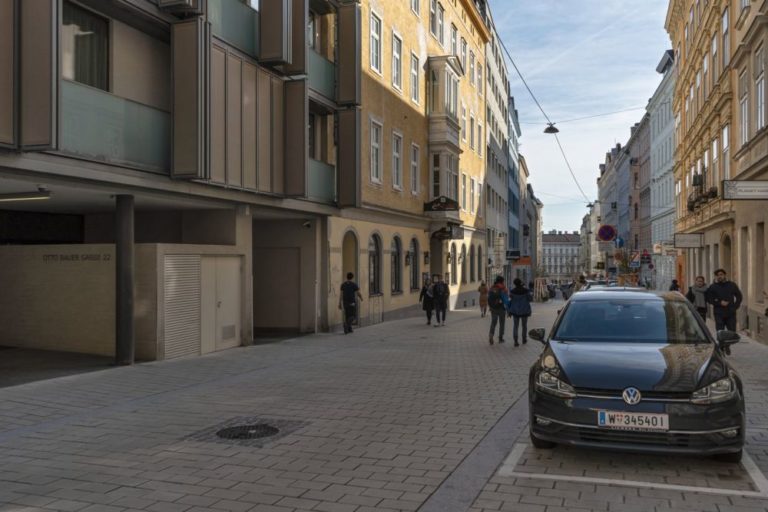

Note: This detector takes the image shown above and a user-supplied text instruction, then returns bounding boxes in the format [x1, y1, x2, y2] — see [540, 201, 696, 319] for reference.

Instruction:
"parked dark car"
[528, 289, 745, 462]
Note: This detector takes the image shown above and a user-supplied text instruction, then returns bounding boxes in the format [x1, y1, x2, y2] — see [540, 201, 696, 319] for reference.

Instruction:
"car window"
[553, 299, 709, 344]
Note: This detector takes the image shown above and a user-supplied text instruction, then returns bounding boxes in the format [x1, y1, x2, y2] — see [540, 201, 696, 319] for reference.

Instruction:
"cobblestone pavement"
[1, 300, 767, 512]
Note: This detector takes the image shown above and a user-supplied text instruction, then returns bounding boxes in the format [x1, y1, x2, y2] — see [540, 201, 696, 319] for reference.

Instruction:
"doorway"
[722, 235, 732, 275]
[342, 230, 358, 280]
[201, 256, 242, 354]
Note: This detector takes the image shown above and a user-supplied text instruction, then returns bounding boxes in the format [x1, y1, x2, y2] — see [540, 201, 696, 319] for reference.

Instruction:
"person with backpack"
[419, 277, 435, 325]
[488, 275, 511, 345]
[508, 278, 533, 346]
[432, 273, 450, 327]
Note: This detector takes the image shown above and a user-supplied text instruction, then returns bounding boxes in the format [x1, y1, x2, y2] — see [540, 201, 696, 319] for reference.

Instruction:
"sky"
[489, 0, 671, 233]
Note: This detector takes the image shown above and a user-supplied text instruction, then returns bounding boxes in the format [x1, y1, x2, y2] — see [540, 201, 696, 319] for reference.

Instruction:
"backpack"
[488, 288, 503, 310]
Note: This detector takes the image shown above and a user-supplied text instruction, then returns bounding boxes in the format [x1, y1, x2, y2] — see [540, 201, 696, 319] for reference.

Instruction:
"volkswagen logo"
[622, 387, 642, 405]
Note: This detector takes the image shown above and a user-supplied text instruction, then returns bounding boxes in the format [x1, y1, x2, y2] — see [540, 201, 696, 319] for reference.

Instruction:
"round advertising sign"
[597, 224, 617, 242]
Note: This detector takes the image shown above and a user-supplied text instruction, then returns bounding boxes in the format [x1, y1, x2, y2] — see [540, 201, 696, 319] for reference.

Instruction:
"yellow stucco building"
[327, 0, 491, 328]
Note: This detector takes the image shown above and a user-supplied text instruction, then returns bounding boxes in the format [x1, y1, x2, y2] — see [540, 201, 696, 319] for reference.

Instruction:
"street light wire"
[497, 36, 592, 203]
[519, 106, 647, 126]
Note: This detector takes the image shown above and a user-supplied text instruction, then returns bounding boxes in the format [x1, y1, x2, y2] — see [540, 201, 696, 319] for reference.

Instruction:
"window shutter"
[0, 0, 16, 148]
[259, 0, 292, 64]
[283, 79, 308, 197]
[337, 2, 361, 106]
[337, 107, 361, 207]
[283, 0, 307, 75]
[171, 17, 209, 179]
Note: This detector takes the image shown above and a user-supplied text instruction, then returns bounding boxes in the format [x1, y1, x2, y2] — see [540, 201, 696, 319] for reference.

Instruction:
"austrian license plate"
[597, 410, 669, 431]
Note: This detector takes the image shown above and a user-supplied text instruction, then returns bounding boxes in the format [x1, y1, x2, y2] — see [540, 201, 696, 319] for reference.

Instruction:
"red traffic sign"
[597, 225, 617, 242]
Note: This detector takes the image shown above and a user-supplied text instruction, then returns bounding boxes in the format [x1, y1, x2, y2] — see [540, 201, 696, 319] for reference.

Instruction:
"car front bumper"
[530, 389, 745, 455]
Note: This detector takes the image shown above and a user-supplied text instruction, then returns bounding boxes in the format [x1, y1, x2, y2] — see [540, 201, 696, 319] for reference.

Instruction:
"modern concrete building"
[507, 97, 523, 281]
[484, 15, 511, 283]
[542, 231, 581, 284]
[597, 145, 620, 275]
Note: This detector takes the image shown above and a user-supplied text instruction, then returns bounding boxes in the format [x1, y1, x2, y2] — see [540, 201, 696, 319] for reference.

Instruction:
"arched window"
[477, 245, 483, 282]
[409, 238, 420, 290]
[450, 243, 457, 284]
[391, 237, 402, 293]
[469, 245, 476, 282]
[460, 244, 467, 284]
[369, 235, 382, 295]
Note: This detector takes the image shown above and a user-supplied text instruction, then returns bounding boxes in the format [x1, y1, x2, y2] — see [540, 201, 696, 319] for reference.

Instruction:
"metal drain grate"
[216, 424, 279, 440]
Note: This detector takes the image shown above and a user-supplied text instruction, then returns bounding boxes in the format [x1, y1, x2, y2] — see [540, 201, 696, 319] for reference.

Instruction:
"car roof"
[570, 288, 686, 302]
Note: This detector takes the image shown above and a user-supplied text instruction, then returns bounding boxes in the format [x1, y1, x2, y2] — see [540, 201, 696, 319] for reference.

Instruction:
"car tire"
[714, 450, 742, 464]
[530, 432, 556, 449]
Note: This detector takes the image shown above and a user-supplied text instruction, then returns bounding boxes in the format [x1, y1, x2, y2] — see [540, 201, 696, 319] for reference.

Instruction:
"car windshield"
[553, 299, 709, 344]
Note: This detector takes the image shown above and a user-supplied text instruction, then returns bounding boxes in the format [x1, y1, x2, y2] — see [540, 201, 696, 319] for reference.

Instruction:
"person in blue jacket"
[508, 278, 533, 346]
[488, 275, 511, 345]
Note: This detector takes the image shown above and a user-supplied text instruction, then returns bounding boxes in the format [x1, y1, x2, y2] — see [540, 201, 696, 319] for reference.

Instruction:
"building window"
[722, 7, 729, 68]
[711, 33, 718, 81]
[470, 177, 476, 213]
[449, 155, 458, 200]
[461, 244, 467, 284]
[392, 35, 402, 90]
[477, 64, 483, 93]
[392, 132, 403, 189]
[450, 243, 457, 284]
[477, 246, 483, 282]
[461, 38, 467, 70]
[391, 237, 403, 293]
[429, 0, 437, 36]
[62, 1, 109, 91]
[370, 13, 381, 73]
[409, 239, 420, 290]
[411, 144, 420, 194]
[370, 120, 382, 182]
[461, 173, 467, 209]
[451, 24, 458, 56]
[445, 70, 458, 117]
[461, 105, 467, 141]
[740, 70, 749, 146]
[470, 116, 475, 149]
[369, 235, 382, 295]
[410, 54, 420, 103]
[756, 46, 765, 131]
[437, 3, 444, 45]
[478, 125, 482, 157]
[432, 153, 440, 198]
[469, 51, 475, 84]
[470, 245, 476, 282]
[712, 137, 720, 190]
[722, 124, 730, 179]
[411, 0, 420, 16]
[702, 53, 709, 99]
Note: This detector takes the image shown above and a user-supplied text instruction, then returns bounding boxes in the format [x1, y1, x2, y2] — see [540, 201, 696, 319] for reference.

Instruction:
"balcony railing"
[308, 49, 335, 100]
[308, 158, 336, 203]
[208, 0, 258, 57]
[60, 80, 171, 173]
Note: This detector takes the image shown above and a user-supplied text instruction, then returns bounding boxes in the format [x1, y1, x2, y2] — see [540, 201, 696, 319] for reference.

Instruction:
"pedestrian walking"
[339, 272, 363, 334]
[669, 279, 681, 292]
[574, 275, 587, 292]
[477, 281, 489, 317]
[432, 273, 450, 327]
[508, 278, 533, 347]
[706, 269, 743, 352]
[686, 276, 709, 320]
[419, 277, 435, 325]
[488, 276, 510, 345]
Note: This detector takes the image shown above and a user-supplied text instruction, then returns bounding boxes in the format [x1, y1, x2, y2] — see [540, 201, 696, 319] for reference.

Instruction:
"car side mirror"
[716, 330, 740, 345]
[529, 328, 546, 344]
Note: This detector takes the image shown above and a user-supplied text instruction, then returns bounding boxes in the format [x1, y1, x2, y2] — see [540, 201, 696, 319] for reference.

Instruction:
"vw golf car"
[528, 289, 745, 462]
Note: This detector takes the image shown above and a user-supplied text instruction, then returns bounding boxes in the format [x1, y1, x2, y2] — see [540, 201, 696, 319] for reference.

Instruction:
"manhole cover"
[216, 424, 279, 440]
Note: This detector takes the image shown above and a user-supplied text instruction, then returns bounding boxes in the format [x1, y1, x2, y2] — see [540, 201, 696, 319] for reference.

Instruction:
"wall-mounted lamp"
[405, 253, 412, 266]
[446, 253, 452, 264]
[424, 252, 430, 265]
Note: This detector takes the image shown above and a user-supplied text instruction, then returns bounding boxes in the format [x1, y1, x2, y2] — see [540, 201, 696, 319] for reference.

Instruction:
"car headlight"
[535, 371, 576, 398]
[691, 376, 736, 404]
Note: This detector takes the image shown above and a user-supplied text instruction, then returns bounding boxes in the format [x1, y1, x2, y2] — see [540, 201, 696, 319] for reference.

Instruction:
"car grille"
[575, 387, 692, 401]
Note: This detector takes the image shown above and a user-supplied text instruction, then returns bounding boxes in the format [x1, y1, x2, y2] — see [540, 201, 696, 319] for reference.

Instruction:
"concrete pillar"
[115, 195, 135, 366]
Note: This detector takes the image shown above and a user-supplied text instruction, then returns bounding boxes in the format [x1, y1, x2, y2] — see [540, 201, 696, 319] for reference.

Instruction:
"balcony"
[308, 49, 335, 100]
[308, 158, 336, 203]
[208, 0, 258, 57]
[60, 80, 170, 173]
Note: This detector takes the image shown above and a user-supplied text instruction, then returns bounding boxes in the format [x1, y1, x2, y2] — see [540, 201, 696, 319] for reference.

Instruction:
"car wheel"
[714, 450, 742, 464]
[530, 432, 556, 449]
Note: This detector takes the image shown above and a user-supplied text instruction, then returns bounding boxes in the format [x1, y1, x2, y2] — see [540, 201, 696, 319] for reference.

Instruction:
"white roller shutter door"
[164, 254, 201, 359]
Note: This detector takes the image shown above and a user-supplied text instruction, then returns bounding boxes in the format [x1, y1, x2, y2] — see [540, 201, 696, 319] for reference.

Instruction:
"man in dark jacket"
[488, 276, 511, 345]
[432, 274, 450, 327]
[705, 269, 742, 352]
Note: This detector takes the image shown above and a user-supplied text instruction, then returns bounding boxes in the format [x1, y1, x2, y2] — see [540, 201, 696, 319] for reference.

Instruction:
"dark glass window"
[391, 237, 402, 293]
[62, 1, 109, 91]
[369, 235, 382, 295]
[409, 239, 420, 290]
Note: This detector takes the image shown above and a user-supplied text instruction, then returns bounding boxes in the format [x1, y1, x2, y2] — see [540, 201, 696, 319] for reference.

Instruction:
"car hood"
[550, 341, 717, 392]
